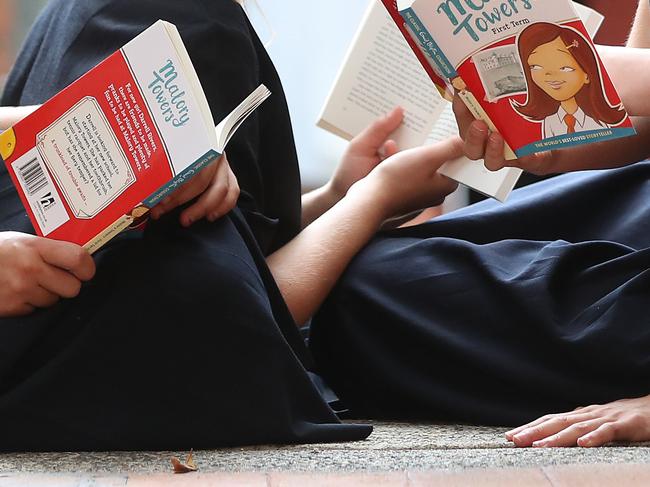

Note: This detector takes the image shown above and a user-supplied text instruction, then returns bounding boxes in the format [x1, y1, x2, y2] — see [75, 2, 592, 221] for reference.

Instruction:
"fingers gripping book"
[0, 21, 270, 253]
[318, 0, 612, 201]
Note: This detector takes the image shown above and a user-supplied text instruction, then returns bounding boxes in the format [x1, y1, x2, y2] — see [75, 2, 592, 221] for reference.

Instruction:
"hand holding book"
[454, 95, 554, 175]
[0, 231, 96, 317]
[454, 75, 650, 177]
[351, 136, 462, 221]
[1, 102, 243, 228]
[146, 84, 271, 225]
[149, 154, 239, 226]
[319, 0, 627, 202]
[393, 0, 635, 159]
[1, 22, 270, 253]
[329, 106, 403, 199]
[302, 107, 403, 227]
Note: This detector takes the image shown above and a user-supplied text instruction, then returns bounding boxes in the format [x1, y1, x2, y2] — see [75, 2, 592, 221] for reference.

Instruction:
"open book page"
[430, 105, 522, 202]
[317, 0, 516, 200]
[573, 3, 605, 38]
[318, 0, 445, 149]
[215, 85, 271, 152]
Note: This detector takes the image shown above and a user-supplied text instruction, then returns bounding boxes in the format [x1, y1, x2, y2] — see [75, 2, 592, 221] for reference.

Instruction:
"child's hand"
[506, 395, 650, 448]
[328, 107, 404, 200]
[452, 95, 556, 175]
[354, 137, 462, 222]
[0, 232, 95, 317]
[453, 94, 650, 174]
[150, 153, 240, 227]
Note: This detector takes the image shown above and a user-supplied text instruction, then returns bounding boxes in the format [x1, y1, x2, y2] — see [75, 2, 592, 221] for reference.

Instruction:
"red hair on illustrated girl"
[512, 22, 626, 126]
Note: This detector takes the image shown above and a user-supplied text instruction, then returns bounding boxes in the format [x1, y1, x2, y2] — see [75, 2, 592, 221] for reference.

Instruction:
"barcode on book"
[11, 147, 70, 236]
[17, 157, 49, 196]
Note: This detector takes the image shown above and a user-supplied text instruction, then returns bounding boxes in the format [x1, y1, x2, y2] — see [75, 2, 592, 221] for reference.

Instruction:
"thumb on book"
[423, 136, 465, 169]
[355, 107, 404, 150]
[35, 238, 96, 281]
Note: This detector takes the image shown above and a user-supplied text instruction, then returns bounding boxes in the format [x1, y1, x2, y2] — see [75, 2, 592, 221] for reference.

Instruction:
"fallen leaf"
[171, 448, 198, 474]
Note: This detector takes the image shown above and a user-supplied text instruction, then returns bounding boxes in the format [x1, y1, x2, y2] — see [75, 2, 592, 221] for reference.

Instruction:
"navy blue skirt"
[0, 207, 371, 452]
[311, 161, 650, 426]
[0, 0, 373, 451]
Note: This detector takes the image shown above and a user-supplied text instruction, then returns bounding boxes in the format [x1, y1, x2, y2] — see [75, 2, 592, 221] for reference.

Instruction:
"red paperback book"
[1, 20, 269, 253]
[384, 0, 635, 159]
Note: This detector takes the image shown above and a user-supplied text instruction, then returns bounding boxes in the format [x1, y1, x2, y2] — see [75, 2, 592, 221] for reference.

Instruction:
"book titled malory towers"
[0, 21, 269, 253]
[388, 0, 636, 158]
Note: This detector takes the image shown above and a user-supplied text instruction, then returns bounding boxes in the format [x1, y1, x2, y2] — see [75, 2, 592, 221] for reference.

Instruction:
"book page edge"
[316, 118, 355, 141]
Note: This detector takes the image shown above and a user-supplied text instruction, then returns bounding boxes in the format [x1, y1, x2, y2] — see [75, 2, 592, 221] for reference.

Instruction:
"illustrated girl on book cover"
[512, 22, 626, 139]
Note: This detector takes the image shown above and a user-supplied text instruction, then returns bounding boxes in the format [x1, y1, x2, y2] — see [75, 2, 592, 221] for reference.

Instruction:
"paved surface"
[1, 423, 650, 485]
[1, 423, 649, 474]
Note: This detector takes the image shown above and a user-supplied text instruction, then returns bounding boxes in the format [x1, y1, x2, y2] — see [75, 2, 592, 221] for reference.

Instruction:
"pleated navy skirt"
[0, 207, 372, 452]
[311, 161, 650, 426]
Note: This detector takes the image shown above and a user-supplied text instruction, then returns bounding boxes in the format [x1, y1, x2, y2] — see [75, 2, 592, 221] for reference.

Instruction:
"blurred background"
[0, 0, 637, 194]
[0, 0, 48, 89]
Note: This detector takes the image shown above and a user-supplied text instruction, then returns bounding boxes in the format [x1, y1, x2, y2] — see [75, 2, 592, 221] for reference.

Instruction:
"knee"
[102, 218, 273, 332]
[157, 244, 267, 315]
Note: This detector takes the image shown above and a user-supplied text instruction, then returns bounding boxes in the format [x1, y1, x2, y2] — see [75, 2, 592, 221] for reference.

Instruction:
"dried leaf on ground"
[171, 448, 198, 474]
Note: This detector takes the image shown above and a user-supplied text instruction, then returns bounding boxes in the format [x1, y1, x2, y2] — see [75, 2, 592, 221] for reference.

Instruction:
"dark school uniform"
[311, 162, 650, 426]
[0, 0, 371, 451]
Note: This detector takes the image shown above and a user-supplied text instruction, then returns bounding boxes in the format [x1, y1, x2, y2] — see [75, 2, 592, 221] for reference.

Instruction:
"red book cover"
[1, 21, 220, 253]
[389, 0, 636, 158]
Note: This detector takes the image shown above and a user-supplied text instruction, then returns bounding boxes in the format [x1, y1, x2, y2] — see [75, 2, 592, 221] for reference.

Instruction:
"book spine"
[83, 214, 133, 255]
[380, 0, 450, 98]
[399, 6, 517, 161]
[143, 148, 220, 208]
[399, 8, 457, 79]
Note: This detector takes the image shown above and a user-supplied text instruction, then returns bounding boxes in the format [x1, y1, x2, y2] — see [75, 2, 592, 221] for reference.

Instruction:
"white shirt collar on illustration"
[556, 106, 588, 128]
[543, 105, 605, 138]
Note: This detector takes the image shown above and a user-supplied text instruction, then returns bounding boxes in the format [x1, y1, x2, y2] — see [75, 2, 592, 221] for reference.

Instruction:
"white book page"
[214, 85, 271, 152]
[572, 3, 605, 38]
[318, 0, 445, 150]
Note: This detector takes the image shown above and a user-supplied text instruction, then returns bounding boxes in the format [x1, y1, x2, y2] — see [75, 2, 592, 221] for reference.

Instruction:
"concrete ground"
[1, 422, 650, 485]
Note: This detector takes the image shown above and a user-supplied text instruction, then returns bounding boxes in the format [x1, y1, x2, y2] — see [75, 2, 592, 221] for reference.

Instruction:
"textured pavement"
[1, 422, 649, 475]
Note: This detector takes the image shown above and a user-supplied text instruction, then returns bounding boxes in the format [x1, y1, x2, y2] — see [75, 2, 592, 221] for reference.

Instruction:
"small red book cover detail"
[384, 0, 636, 158]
